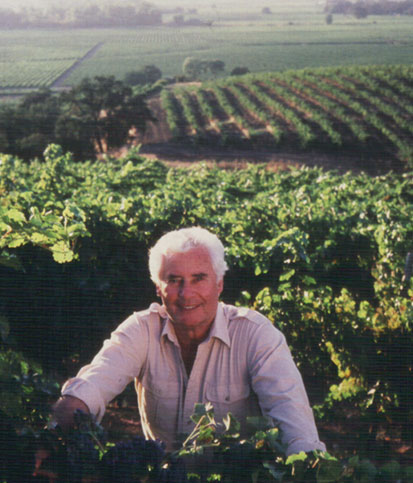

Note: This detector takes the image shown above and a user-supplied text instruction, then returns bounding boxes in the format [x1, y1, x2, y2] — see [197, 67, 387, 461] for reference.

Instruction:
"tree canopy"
[182, 57, 226, 80]
[0, 76, 155, 160]
[124, 65, 162, 87]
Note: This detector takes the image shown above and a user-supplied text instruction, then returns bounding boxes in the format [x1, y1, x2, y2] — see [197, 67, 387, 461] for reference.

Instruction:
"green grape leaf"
[51, 241, 74, 263]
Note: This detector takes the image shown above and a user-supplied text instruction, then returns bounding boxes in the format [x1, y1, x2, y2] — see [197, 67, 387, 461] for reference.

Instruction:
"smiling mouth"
[181, 305, 199, 310]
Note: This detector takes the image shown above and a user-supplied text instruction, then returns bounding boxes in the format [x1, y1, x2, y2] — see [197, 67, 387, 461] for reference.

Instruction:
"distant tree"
[108, 5, 139, 26]
[0, 8, 25, 28]
[183, 57, 225, 80]
[262, 7, 272, 14]
[182, 57, 205, 79]
[352, 2, 368, 18]
[326, 13, 334, 24]
[136, 3, 162, 25]
[230, 66, 250, 76]
[143, 65, 162, 83]
[124, 71, 146, 86]
[49, 7, 66, 21]
[0, 89, 60, 160]
[124, 65, 162, 86]
[56, 76, 154, 156]
[207, 60, 225, 76]
[0, 77, 155, 160]
[173, 14, 185, 24]
[74, 5, 106, 27]
[325, 0, 352, 14]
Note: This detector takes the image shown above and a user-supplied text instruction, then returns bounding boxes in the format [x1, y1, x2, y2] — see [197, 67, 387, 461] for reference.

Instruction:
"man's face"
[156, 246, 223, 338]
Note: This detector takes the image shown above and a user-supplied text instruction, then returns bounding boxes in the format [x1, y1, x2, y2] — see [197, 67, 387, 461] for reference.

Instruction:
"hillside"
[136, 65, 413, 173]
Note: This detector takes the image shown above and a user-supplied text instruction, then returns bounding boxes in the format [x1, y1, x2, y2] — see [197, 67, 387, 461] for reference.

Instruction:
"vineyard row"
[160, 65, 413, 162]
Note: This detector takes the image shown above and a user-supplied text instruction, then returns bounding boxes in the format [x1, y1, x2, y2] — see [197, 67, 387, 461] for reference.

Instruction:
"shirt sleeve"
[247, 318, 326, 455]
[62, 313, 148, 421]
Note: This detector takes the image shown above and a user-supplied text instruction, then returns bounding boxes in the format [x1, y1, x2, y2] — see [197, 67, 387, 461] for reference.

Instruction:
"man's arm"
[58, 312, 149, 423]
[247, 318, 326, 455]
[51, 395, 90, 431]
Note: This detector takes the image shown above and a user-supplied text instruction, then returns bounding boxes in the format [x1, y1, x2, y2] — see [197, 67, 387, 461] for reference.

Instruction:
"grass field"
[1, 0, 413, 93]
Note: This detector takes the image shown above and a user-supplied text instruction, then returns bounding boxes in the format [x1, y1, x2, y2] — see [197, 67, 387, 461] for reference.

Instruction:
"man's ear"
[218, 278, 224, 296]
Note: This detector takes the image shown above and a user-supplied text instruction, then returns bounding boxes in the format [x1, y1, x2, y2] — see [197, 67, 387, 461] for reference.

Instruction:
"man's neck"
[178, 338, 200, 376]
[174, 324, 212, 376]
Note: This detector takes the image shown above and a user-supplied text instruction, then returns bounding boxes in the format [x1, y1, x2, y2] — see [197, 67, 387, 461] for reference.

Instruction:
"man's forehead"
[161, 247, 214, 273]
[164, 246, 210, 261]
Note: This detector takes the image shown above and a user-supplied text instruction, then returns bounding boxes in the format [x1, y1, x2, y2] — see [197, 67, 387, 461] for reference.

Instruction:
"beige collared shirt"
[62, 302, 325, 455]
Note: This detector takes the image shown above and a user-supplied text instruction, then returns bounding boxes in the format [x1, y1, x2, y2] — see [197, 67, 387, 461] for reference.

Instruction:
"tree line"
[325, 0, 413, 17]
[0, 2, 162, 29]
[0, 76, 155, 161]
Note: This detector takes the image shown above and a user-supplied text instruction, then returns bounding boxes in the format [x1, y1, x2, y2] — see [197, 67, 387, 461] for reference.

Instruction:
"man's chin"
[172, 314, 209, 330]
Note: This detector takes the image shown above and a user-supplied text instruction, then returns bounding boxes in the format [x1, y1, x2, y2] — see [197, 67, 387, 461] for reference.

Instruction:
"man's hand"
[51, 395, 90, 431]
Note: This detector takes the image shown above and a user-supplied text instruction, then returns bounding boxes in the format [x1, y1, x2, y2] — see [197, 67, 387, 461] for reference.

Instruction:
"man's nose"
[178, 280, 193, 297]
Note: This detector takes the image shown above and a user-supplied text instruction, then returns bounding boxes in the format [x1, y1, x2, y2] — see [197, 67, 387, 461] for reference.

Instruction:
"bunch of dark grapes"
[100, 436, 166, 482]
[220, 441, 260, 481]
[159, 456, 187, 483]
[64, 432, 100, 483]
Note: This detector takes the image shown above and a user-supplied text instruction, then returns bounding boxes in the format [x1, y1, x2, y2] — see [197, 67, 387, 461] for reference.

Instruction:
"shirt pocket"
[205, 383, 250, 423]
[142, 380, 180, 434]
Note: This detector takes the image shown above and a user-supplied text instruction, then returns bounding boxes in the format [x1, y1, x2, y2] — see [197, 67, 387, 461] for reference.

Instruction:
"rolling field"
[0, 30, 98, 90]
[1, 4, 413, 94]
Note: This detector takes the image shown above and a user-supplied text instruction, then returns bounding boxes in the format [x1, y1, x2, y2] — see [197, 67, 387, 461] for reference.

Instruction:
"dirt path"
[141, 96, 173, 144]
[51, 42, 105, 88]
[139, 143, 401, 174]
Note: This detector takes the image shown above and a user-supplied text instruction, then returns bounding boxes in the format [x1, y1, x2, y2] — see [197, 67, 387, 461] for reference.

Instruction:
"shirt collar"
[149, 303, 179, 346]
[151, 301, 230, 348]
[207, 302, 230, 347]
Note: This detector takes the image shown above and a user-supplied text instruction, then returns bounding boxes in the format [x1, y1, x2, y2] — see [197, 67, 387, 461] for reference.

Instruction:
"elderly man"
[53, 227, 325, 455]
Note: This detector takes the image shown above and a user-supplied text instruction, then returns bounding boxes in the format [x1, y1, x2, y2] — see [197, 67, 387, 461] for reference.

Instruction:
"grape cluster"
[159, 456, 187, 483]
[65, 432, 100, 482]
[220, 441, 260, 481]
[100, 436, 167, 482]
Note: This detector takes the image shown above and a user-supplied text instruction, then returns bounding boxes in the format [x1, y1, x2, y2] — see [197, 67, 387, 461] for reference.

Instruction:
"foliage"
[230, 67, 250, 76]
[0, 2, 162, 29]
[325, 0, 413, 16]
[0, 347, 59, 424]
[2, 405, 413, 482]
[124, 65, 162, 87]
[0, 148, 412, 450]
[0, 76, 154, 160]
[182, 57, 226, 81]
[57, 76, 155, 157]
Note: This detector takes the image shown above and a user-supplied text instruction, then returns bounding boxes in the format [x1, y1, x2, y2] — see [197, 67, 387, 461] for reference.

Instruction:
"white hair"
[149, 227, 228, 285]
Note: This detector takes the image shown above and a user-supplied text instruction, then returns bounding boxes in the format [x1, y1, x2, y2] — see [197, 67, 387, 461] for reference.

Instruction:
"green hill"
[158, 65, 413, 169]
